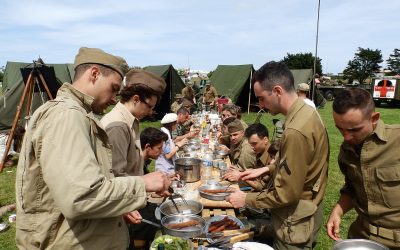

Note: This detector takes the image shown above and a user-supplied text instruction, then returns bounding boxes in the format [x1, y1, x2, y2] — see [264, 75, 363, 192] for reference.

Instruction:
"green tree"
[386, 48, 400, 75]
[343, 47, 383, 84]
[0, 66, 4, 83]
[281, 52, 322, 75]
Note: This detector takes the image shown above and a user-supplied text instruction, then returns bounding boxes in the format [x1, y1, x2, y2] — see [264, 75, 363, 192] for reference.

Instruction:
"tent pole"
[247, 70, 253, 114]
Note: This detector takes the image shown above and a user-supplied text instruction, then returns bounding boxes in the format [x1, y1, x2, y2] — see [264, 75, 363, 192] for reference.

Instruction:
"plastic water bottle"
[202, 153, 213, 180]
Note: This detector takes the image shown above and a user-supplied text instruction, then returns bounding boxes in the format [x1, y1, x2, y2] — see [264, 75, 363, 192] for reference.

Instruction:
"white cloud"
[0, 0, 399, 73]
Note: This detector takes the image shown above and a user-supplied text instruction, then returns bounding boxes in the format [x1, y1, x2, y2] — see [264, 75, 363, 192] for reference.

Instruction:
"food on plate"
[201, 188, 233, 194]
[150, 235, 191, 250]
[208, 216, 240, 232]
[166, 219, 200, 229]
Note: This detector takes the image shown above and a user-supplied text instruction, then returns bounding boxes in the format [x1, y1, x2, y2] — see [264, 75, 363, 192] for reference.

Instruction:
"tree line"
[281, 48, 400, 84]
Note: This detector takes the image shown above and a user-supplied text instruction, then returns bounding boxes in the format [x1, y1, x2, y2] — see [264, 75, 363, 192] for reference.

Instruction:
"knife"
[140, 218, 161, 229]
[195, 227, 252, 240]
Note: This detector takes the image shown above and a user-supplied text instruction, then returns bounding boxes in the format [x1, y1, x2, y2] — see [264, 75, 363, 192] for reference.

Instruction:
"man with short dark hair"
[326, 88, 400, 249]
[228, 61, 329, 250]
[174, 107, 198, 142]
[15, 47, 170, 249]
[243, 123, 271, 190]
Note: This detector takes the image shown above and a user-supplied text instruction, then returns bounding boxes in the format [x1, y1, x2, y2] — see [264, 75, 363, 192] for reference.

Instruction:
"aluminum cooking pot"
[175, 157, 201, 183]
[159, 199, 203, 218]
[333, 239, 389, 250]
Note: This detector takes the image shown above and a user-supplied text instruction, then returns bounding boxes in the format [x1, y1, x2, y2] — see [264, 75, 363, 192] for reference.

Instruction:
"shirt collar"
[371, 119, 387, 142]
[115, 102, 139, 132]
[284, 97, 304, 129]
[258, 143, 271, 165]
[58, 83, 94, 113]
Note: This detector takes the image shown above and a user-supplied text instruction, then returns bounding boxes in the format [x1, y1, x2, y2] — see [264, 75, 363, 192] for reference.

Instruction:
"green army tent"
[0, 61, 74, 131]
[209, 64, 256, 112]
[210, 65, 313, 112]
[291, 69, 313, 87]
[143, 64, 185, 119]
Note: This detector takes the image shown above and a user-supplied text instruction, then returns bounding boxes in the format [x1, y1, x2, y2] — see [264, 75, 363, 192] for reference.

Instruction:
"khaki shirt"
[170, 101, 182, 113]
[101, 102, 144, 177]
[16, 84, 147, 250]
[246, 98, 329, 208]
[203, 86, 218, 103]
[230, 137, 257, 171]
[181, 86, 194, 101]
[252, 145, 272, 191]
[338, 119, 400, 246]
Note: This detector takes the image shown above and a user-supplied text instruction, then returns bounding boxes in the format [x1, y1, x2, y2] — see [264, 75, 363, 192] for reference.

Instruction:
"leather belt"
[363, 220, 400, 242]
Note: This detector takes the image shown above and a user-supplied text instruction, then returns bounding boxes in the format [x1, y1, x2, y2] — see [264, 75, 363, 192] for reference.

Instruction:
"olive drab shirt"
[182, 86, 195, 101]
[338, 120, 400, 248]
[170, 101, 182, 113]
[15, 84, 147, 250]
[246, 98, 329, 209]
[203, 86, 218, 103]
[230, 137, 257, 171]
[101, 102, 144, 177]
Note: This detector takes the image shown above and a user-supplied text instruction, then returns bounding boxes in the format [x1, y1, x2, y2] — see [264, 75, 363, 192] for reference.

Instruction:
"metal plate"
[198, 184, 231, 201]
[161, 214, 206, 238]
[204, 215, 245, 243]
[333, 239, 389, 250]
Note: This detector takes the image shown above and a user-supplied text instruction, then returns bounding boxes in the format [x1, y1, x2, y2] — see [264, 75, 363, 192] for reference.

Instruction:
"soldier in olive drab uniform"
[327, 88, 400, 250]
[171, 94, 183, 113]
[218, 104, 248, 147]
[15, 47, 171, 250]
[181, 83, 195, 103]
[228, 61, 329, 250]
[203, 82, 218, 110]
[243, 123, 272, 191]
[223, 119, 257, 182]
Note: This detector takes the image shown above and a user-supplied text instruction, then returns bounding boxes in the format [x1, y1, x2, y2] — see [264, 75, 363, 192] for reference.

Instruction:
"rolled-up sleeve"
[38, 109, 146, 220]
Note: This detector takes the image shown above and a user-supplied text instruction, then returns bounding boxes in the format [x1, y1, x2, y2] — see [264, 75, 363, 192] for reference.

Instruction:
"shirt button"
[118, 222, 122, 227]
[109, 169, 113, 173]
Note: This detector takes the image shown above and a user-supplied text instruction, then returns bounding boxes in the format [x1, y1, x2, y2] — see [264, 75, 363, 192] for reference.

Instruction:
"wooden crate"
[202, 208, 236, 218]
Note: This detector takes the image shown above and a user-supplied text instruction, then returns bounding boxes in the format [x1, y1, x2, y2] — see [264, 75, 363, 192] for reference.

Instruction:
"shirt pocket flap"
[376, 166, 400, 182]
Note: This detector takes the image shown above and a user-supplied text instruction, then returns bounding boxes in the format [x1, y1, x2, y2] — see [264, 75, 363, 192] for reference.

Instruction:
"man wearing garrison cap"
[223, 118, 257, 182]
[16, 47, 171, 249]
[101, 68, 168, 248]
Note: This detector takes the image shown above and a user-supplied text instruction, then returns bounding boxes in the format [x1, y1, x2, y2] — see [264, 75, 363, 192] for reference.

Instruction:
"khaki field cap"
[74, 47, 129, 78]
[298, 83, 310, 92]
[175, 94, 183, 99]
[126, 69, 166, 94]
[227, 119, 244, 133]
[161, 113, 177, 124]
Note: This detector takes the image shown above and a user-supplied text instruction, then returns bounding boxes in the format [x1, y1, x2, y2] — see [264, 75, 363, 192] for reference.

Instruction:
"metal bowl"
[159, 199, 203, 218]
[198, 184, 231, 201]
[333, 239, 389, 250]
[161, 214, 205, 238]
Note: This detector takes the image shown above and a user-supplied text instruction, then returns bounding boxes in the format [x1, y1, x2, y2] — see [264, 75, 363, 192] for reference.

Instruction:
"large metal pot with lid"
[175, 157, 201, 183]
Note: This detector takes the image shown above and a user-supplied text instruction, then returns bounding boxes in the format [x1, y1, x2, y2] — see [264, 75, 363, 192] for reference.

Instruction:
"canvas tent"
[209, 64, 255, 112]
[291, 69, 313, 87]
[0, 61, 74, 131]
[210, 65, 313, 111]
[143, 64, 186, 119]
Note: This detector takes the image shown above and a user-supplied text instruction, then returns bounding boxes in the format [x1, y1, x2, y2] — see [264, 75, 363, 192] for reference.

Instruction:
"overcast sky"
[0, 0, 399, 74]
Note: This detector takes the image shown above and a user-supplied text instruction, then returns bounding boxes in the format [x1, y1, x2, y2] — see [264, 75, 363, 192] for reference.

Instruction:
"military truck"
[371, 77, 400, 105]
[314, 77, 345, 101]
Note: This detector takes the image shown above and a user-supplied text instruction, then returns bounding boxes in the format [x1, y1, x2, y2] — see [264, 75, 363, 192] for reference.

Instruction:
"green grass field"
[0, 101, 399, 249]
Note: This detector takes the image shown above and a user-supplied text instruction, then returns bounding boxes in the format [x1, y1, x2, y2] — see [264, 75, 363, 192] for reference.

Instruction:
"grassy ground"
[0, 101, 399, 249]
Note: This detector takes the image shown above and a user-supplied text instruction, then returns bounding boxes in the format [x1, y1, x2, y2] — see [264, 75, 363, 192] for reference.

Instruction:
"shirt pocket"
[376, 165, 400, 208]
